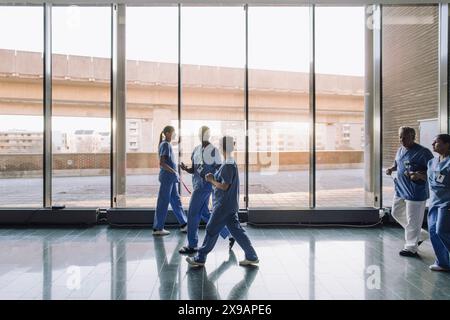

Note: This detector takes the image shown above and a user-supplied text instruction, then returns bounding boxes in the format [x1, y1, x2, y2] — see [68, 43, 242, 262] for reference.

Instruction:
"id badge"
[436, 172, 445, 183]
[197, 163, 204, 176]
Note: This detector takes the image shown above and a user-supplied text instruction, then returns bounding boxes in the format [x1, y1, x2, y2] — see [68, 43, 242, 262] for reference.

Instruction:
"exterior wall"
[382, 6, 439, 167]
[0, 131, 43, 153]
[0, 150, 363, 177]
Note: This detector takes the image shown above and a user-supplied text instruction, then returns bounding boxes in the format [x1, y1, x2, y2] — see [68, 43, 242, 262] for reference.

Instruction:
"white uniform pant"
[391, 195, 429, 252]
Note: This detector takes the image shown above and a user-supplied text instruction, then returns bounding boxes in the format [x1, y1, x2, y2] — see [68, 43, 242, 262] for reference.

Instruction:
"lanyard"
[198, 143, 211, 165]
[179, 174, 192, 195]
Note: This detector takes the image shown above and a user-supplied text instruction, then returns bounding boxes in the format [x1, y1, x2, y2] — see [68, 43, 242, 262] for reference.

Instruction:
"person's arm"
[181, 149, 197, 174]
[386, 161, 397, 175]
[160, 155, 178, 175]
[409, 171, 427, 181]
[205, 164, 234, 191]
[205, 173, 230, 191]
[158, 142, 177, 175]
[180, 161, 194, 174]
[409, 151, 433, 182]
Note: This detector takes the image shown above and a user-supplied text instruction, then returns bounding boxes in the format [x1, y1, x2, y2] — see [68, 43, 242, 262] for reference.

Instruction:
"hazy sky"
[0, 116, 110, 132]
[0, 5, 365, 73]
[0, 5, 365, 132]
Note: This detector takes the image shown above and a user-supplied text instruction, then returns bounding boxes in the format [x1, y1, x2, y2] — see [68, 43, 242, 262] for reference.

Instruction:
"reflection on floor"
[0, 225, 449, 300]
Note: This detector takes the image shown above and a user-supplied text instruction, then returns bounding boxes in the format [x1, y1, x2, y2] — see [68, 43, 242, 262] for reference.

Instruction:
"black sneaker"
[229, 237, 235, 250]
[399, 249, 419, 257]
[179, 246, 198, 254]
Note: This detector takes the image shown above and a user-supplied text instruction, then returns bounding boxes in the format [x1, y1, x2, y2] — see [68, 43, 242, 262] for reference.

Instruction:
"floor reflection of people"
[226, 266, 259, 300]
[111, 240, 127, 300]
[153, 234, 185, 299]
[186, 250, 259, 300]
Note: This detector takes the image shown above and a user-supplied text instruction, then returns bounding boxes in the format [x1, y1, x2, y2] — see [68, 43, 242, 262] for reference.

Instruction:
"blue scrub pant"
[154, 173, 187, 230]
[428, 205, 450, 269]
[187, 187, 230, 248]
[196, 209, 258, 263]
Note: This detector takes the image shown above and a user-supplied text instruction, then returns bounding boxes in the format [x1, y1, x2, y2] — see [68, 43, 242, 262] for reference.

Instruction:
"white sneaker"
[429, 264, 450, 272]
[152, 229, 170, 236]
[239, 258, 259, 266]
[180, 224, 188, 233]
[186, 257, 205, 267]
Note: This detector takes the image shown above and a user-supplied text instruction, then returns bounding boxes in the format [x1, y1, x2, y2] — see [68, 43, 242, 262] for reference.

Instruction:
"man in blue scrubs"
[179, 126, 234, 254]
[186, 136, 258, 267]
[386, 126, 433, 257]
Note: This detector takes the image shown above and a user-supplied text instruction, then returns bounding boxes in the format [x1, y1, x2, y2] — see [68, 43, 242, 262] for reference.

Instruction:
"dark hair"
[399, 126, 416, 140]
[158, 125, 175, 147]
[435, 133, 450, 145]
[220, 136, 235, 153]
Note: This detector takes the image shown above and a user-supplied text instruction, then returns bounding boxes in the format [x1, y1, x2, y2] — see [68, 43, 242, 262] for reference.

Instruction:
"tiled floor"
[0, 224, 449, 300]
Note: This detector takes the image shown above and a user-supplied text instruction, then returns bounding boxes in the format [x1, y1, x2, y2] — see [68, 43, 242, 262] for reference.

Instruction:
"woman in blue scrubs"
[153, 125, 187, 236]
[426, 134, 450, 271]
[179, 126, 234, 254]
[186, 136, 258, 267]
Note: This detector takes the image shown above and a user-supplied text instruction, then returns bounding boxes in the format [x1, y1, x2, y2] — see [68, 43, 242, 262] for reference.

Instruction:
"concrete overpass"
[0, 49, 364, 152]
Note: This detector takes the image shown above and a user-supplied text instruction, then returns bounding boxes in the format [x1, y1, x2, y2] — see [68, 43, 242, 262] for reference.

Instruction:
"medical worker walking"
[179, 126, 235, 254]
[424, 134, 450, 271]
[153, 125, 187, 236]
[186, 136, 258, 267]
[386, 126, 433, 257]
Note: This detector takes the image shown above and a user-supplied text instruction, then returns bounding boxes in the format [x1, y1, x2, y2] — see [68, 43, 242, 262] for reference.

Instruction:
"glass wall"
[0, 6, 43, 207]
[51, 6, 111, 207]
[125, 7, 178, 208]
[248, 7, 310, 208]
[381, 5, 439, 207]
[1, 4, 445, 213]
[315, 7, 367, 207]
[180, 7, 246, 209]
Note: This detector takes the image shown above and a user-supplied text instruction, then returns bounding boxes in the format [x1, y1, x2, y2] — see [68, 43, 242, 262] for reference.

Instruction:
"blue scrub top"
[394, 143, 433, 201]
[428, 156, 450, 209]
[191, 143, 221, 191]
[159, 140, 176, 176]
[212, 158, 239, 215]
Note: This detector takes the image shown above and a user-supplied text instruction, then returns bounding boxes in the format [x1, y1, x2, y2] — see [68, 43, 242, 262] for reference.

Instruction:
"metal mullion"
[111, 4, 126, 208]
[364, 4, 382, 209]
[178, 4, 182, 195]
[439, 3, 449, 134]
[309, 5, 316, 209]
[374, 5, 382, 209]
[43, 3, 52, 208]
[110, 4, 114, 208]
[245, 4, 249, 211]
